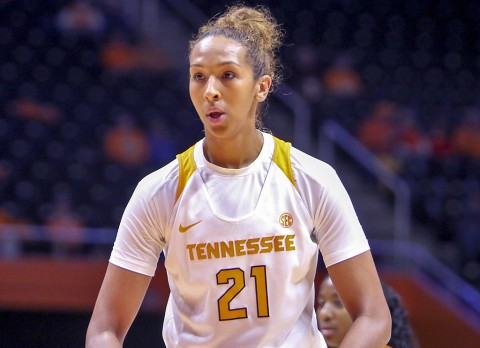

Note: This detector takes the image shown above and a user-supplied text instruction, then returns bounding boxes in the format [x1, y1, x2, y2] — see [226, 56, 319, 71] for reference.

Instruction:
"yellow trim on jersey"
[175, 136, 297, 202]
[176, 144, 197, 202]
[272, 136, 297, 190]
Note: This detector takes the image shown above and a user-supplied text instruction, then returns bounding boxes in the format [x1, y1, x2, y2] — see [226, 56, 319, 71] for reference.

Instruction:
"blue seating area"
[1, 1, 201, 230]
[1, 0, 479, 286]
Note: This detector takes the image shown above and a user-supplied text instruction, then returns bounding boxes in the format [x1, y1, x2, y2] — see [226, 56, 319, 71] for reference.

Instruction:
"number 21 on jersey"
[216, 265, 270, 321]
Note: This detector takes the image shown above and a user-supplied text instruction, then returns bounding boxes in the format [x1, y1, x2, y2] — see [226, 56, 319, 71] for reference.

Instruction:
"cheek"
[337, 311, 353, 335]
[189, 86, 203, 106]
[189, 83, 197, 97]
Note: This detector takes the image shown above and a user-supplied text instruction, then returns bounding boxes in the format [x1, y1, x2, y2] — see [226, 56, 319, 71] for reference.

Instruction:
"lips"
[319, 324, 336, 337]
[206, 107, 225, 123]
[207, 107, 225, 117]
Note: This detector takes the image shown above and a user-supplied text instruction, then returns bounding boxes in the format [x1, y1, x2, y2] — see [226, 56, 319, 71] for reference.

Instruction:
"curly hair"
[382, 282, 419, 348]
[318, 276, 419, 348]
[189, 4, 284, 92]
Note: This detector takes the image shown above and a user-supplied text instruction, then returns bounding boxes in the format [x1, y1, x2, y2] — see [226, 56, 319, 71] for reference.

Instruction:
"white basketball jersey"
[110, 132, 369, 348]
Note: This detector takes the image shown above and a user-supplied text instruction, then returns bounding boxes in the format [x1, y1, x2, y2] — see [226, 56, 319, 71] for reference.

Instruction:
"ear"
[256, 75, 272, 102]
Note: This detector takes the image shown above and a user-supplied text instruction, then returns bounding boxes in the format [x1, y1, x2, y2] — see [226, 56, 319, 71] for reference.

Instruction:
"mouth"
[319, 325, 336, 338]
[207, 111, 224, 119]
[205, 107, 226, 123]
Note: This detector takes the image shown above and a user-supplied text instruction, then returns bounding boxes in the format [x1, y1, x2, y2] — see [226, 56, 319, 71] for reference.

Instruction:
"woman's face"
[316, 277, 353, 347]
[189, 35, 268, 140]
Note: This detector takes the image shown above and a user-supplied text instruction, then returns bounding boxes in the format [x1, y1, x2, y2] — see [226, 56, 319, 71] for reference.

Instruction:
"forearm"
[86, 264, 152, 348]
[85, 329, 123, 348]
[339, 314, 391, 348]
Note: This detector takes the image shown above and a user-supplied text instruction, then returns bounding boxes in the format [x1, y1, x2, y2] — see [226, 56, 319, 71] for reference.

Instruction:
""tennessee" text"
[186, 234, 296, 261]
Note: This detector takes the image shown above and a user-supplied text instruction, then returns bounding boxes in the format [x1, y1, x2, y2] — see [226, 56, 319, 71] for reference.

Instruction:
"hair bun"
[190, 5, 283, 90]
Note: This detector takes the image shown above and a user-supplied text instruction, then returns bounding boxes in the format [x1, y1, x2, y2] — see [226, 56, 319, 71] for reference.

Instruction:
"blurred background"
[1, 0, 480, 346]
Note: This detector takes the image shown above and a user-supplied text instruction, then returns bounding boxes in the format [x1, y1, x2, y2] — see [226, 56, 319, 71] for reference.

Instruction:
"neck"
[203, 130, 264, 169]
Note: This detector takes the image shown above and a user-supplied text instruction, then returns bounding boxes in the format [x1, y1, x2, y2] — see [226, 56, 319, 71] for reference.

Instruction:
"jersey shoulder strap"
[272, 136, 297, 190]
[175, 144, 197, 202]
[175, 137, 297, 201]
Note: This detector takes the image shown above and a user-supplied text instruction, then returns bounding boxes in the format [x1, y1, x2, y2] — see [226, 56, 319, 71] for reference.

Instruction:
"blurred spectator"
[395, 107, 430, 160]
[103, 112, 149, 167]
[321, 53, 363, 128]
[357, 100, 401, 171]
[45, 193, 85, 256]
[322, 54, 362, 98]
[147, 118, 177, 169]
[451, 108, 480, 160]
[0, 206, 10, 226]
[100, 31, 170, 74]
[428, 119, 452, 159]
[100, 30, 139, 73]
[136, 42, 171, 73]
[13, 97, 60, 124]
[0, 207, 14, 225]
[0, 203, 33, 233]
[55, 0, 106, 38]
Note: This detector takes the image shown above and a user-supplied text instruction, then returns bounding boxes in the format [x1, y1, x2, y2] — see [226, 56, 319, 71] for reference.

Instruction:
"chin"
[326, 339, 340, 348]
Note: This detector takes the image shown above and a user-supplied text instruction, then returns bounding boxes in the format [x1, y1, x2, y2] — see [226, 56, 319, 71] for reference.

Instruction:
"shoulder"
[120, 158, 180, 238]
[288, 145, 357, 220]
[289, 145, 340, 189]
[134, 158, 180, 203]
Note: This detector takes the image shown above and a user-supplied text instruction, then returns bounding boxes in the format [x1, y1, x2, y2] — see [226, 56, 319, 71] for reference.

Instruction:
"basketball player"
[86, 5, 391, 347]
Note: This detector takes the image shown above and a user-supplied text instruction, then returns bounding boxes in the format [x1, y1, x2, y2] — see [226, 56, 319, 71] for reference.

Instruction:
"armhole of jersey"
[175, 144, 197, 202]
[272, 136, 298, 190]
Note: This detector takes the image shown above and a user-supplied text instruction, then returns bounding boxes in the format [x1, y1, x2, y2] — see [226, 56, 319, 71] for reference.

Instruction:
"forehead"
[190, 35, 248, 66]
[319, 278, 338, 297]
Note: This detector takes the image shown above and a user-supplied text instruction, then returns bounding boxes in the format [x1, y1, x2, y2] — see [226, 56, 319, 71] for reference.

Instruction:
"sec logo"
[279, 213, 293, 228]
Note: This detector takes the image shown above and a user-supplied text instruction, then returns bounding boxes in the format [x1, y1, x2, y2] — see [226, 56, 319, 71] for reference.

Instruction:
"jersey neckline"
[194, 132, 274, 176]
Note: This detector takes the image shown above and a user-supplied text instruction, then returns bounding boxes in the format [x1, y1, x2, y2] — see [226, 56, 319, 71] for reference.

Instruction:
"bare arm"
[86, 263, 152, 347]
[327, 251, 391, 348]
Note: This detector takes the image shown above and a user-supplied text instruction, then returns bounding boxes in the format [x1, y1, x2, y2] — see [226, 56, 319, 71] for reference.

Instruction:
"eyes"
[317, 298, 345, 310]
[190, 71, 236, 81]
[191, 72, 203, 81]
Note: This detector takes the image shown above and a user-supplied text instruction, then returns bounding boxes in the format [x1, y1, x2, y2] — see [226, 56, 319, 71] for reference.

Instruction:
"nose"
[318, 303, 334, 320]
[204, 76, 221, 102]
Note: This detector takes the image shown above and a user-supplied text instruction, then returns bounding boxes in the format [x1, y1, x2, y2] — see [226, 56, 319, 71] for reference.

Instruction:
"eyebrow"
[190, 61, 241, 68]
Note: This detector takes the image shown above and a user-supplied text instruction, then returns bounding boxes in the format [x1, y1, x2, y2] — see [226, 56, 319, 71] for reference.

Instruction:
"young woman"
[317, 276, 418, 348]
[86, 5, 391, 347]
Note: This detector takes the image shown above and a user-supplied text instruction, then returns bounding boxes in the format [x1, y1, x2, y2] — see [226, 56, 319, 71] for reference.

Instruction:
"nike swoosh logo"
[178, 220, 202, 233]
